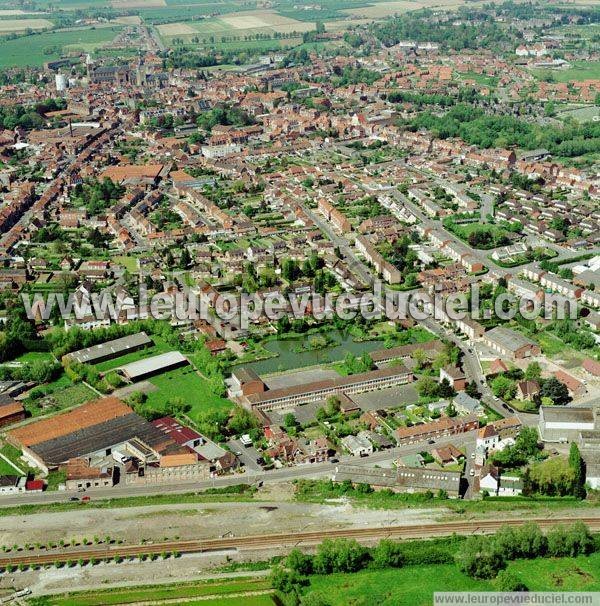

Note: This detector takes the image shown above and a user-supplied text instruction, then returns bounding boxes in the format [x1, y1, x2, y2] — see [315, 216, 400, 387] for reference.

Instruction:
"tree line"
[271, 521, 597, 604]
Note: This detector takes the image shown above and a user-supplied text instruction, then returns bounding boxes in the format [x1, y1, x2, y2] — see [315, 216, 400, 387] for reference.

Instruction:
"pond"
[245, 330, 384, 376]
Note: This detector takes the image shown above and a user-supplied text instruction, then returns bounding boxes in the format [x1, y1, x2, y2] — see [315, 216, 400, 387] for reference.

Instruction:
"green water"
[245, 330, 384, 375]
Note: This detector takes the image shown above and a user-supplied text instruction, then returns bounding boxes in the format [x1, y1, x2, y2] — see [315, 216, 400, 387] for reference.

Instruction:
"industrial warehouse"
[62, 331, 153, 365]
[6, 397, 206, 483]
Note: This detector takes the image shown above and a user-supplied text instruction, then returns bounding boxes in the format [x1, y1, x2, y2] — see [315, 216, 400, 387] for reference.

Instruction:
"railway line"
[1, 515, 599, 568]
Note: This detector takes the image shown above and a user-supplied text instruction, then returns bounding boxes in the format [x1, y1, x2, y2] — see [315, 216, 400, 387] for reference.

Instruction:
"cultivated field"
[157, 9, 314, 43]
[346, 0, 484, 17]
[0, 18, 53, 32]
[157, 22, 198, 36]
[113, 15, 143, 24]
[0, 26, 123, 68]
[0, 9, 44, 15]
[111, 0, 166, 7]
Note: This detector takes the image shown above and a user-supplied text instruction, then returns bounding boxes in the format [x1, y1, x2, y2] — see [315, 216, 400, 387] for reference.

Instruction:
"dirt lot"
[0, 496, 443, 548]
[0, 553, 270, 596]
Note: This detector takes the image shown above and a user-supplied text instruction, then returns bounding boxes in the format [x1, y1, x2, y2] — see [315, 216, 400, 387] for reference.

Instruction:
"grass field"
[0, 18, 53, 32]
[0, 455, 23, 476]
[51, 382, 97, 408]
[0, 26, 123, 68]
[157, 9, 313, 45]
[345, 0, 482, 17]
[94, 335, 172, 372]
[0, 444, 29, 475]
[11, 351, 54, 364]
[23, 379, 97, 418]
[187, 598, 274, 606]
[144, 363, 233, 421]
[112, 255, 141, 273]
[295, 479, 594, 514]
[531, 61, 600, 83]
[307, 553, 600, 605]
[46, 577, 273, 606]
[457, 70, 499, 87]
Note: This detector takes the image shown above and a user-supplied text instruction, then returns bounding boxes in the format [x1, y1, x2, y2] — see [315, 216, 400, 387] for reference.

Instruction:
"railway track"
[1, 516, 599, 567]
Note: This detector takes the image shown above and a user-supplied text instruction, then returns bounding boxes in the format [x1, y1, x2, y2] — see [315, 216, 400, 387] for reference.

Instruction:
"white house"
[341, 434, 373, 457]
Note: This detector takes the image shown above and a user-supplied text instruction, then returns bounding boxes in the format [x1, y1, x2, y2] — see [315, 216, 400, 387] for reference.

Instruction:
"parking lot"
[226, 438, 263, 472]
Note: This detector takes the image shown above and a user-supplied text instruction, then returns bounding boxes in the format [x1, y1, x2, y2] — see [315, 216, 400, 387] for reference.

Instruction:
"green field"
[457, 70, 499, 87]
[11, 351, 54, 364]
[0, 444, 28, 476]
[531, 61, 600, 83]
[24, 377, 96, 418]
[112, 255, 140, 273]
[43, 576, 272, 605]
[306, 553, 600, 606]
[51, 382, 97, 408]
[94, 336, 172, 372]
[0, 455, 23, 476]
[187, 598, 274, 606]
[0, 26, 123, 68]
[144, 363, 233, 421]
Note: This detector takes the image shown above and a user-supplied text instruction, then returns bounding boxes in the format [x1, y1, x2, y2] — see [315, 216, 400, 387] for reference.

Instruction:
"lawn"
[457, 70, 499, 87]
[0, 455, 24, 476]
[0, 26, 123, 68]
[95, 335, 172, 372]
[46, 577, 272, 605]
[143, 364, 234, 421]
[12, 351, 54, 364]
[187, 598, 275, 606]
[112, 255, 140, 273]
[306, 553, 600, 605]
[0, 444, 30, 475]
[531, 61, 600, 83]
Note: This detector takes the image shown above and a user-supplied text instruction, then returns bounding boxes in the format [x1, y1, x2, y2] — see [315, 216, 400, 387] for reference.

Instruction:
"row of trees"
[273, 522, 596, 604]
[457, 521, 595, 581]
[272, 535, 453, 605]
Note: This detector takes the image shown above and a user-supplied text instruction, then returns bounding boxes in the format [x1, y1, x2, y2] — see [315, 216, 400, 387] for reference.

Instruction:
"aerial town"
[0, 0, 598, 603]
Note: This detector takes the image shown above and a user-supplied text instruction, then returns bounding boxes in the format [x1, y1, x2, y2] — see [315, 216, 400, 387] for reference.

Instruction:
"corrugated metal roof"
[120, 351, 188, 379]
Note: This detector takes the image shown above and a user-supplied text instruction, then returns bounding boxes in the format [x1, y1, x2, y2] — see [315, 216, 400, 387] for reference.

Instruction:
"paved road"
[0, 434, 476, 507]
[300, 201, 374, 286]
[227, 438, 263, 472]
[303, 185, 519, 424]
